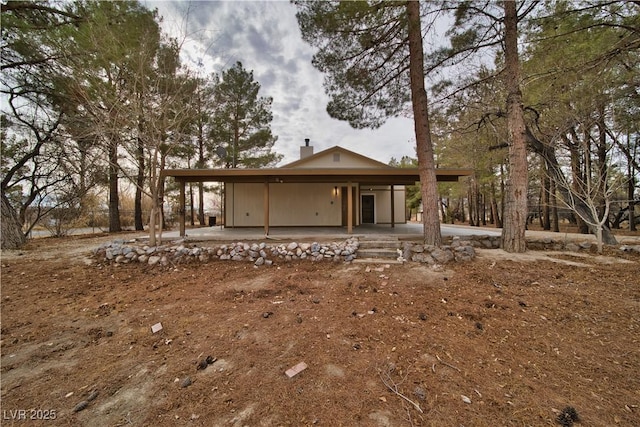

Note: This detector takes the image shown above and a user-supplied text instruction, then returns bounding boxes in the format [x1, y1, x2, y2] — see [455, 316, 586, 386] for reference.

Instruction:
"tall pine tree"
[210, 62, 281, 169]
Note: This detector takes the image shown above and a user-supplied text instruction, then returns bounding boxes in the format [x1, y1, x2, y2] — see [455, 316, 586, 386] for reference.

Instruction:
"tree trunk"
[1, 192, 26, 249]
[148, 147, 164, 247]
[542, 169, 551, 230]
[527, 130, 617, 244]
[490, 181, 502, 228]
[439, 196, 447, 223]
[468, 185, 475, 226]
[135, 134, 145, 231]
[407, 1, 441, 246]
[551, 176, 560, 232]
[625, 131, 637, 232]
[189, 183, 195, 226]
[108, 139, 122, 232]
[500, 163, 505, 224]
[198, 183, 205, 226]
[596, 104, 609, 228]
[159, 154, 167, 230]
[564, 134, 589, 233]
[629, 166, 637, 232]
[198, 125, 206, 226]
[501, 1, 528, 253]
[538, 183, 544, 228]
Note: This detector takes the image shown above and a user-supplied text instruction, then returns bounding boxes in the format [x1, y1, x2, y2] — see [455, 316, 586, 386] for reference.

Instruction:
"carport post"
[264, 180, 270, 236]
[179, 181, 186, 237]
[390, 184, 395, 228]
[347, 182, 353, 234]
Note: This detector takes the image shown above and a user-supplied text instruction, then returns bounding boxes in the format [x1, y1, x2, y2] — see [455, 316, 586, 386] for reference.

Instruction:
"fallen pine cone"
[557, 406, 579, 426]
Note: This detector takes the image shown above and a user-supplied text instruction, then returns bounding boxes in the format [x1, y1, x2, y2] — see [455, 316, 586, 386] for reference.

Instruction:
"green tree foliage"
[295, 0, 443, 245]
[59, 0, 162, 232]
[191, 73, 219, 225]
[431, 1, 532, 251]
[431, 1, 638, 247]
[520, 0, 640, 245]
[209, 62, 281, 168]
[2, 0, 284, 247]
[389, 156, 421, 212]
[1, 1, 91, 248]
[295, 1, 410, 129]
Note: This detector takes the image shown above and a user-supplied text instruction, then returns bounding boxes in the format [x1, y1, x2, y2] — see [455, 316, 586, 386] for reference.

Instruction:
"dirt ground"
[1, 233, 639, 427]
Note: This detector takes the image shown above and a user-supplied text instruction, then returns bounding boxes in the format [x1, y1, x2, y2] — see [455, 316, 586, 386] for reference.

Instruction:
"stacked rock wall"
[94, 238, 359, 267]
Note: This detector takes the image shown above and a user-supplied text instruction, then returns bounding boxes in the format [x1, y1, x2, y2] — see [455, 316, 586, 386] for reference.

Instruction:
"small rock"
[579, 242, 592, 250]
[262, 312, 273, 318]
[565, 243, 580, 252]
[414, 387, 426, 401]
[181, 377, 192, 388]
[73, 400, 89, 413]
[461, 395, 472, 404]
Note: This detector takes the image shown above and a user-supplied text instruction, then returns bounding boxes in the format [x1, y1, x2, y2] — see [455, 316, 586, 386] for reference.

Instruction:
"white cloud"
[146, 0, 417, 165]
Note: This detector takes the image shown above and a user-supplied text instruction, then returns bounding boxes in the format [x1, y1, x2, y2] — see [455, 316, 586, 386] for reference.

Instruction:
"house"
[162, 140, 470, 236]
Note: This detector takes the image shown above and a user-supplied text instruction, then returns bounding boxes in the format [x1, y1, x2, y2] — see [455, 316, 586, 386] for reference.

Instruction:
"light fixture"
[333, 186, 339, 197]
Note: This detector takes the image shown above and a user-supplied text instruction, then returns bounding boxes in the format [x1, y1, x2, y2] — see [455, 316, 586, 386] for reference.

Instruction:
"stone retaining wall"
[94, 238, 359, 267]
[403, 236, 476, 264]
[93, 235, 639, 268]
[94, 237, 478, 267]
[444, 234, 640, 253]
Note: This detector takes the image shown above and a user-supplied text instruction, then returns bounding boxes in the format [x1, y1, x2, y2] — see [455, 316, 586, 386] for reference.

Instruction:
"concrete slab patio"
[155, 222, 497, 242]
[155, 222, 639, 245]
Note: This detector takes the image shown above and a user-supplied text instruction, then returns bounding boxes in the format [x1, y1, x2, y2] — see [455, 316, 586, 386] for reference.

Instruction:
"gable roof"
[281, 146, 392, 169]
[162, 145, 472, 185]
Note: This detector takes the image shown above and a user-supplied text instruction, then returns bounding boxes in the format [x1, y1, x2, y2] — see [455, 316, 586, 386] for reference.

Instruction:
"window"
[333, 153, 340, 162]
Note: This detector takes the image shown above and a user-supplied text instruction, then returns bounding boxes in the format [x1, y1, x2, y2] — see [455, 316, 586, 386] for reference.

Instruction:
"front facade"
[162, 141, 470, 237]
[225, 145, 406, 228]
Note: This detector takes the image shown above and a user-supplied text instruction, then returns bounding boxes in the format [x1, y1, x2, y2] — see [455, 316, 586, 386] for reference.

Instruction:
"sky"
[146, 0, 419, 166]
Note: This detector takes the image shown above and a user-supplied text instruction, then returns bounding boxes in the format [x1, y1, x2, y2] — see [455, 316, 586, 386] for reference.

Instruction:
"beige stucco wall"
[290, 150, 388, 169]
[226, 182, 344, 227]
[226, 182, 405, 227]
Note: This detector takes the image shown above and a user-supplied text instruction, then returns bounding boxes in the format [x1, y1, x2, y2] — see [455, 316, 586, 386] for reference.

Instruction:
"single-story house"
[162, 141, 471, 236]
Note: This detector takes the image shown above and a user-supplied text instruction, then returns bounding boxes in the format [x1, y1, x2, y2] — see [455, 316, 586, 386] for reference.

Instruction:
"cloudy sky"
[146, 0, 418, 166]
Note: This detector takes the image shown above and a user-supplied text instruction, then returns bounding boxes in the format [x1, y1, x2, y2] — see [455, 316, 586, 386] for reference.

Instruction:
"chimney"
[300, 138, 314, 159]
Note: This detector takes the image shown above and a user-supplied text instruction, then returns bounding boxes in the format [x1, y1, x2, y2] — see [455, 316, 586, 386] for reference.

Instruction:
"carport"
[161, 167, 471, 237]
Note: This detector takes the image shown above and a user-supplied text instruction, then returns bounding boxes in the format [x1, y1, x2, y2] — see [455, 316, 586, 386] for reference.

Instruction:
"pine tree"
[210, 62, 281, 169]
[294, 1, 443, 245]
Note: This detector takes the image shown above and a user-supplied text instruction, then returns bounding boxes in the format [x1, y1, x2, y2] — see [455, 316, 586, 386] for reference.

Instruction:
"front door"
[361, 195, 375, 224]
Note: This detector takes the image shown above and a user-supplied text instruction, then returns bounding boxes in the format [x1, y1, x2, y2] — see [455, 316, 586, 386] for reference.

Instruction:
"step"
[357, 248, 400, 259]
[357, 240, 401, 250]
[352, 258, 404, 265]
